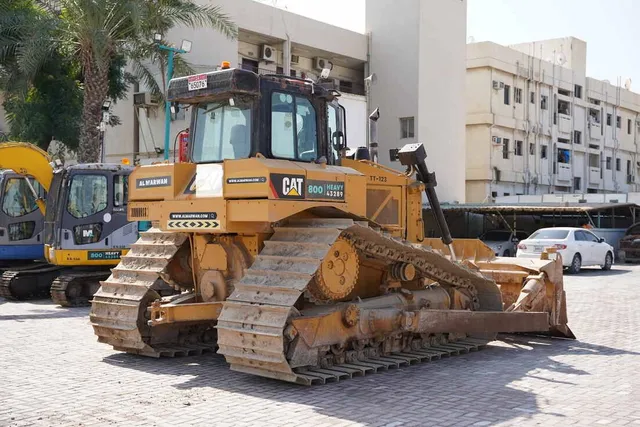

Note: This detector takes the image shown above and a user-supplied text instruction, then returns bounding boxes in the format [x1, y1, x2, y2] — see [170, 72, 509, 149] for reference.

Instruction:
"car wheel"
[602, 252, 613, 271]
[567, 253, 582, 274]
[502, 250, 511, 257]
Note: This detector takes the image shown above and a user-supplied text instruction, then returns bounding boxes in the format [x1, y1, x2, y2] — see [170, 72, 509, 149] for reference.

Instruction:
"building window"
[541, 145, 548, 159]
[574, 177, 581, 191]
[574, 85, 583, 99]
[573, 130, 582, 144]
[607, 113, 612, 126]
[503, 192, 510, 196]
[616, 116, 621, 129]
[558, 137, 570, 144]
[628, 119, 632, 134]
[400, 117, 414, 139]
[589, 154, 599, 168]
[557, 148, 570, 164]
[515, 140, 523, 156]
[504, 85, 511, 105]
[588, 108, 601, 124]
[606, 156, 612, 170]
[515, 88, 522, 104]
[616, 158, 621, 171]
[241, 58, 259, 73]
[557, 99, 571, 116]
[502, 139, 510, 159]
[491, 191, 498, 198]
[627, 159, 632, 175]
[276, 66, 284, 74]
[558, 88, 571, 96]
[541, 95, 548, 110]
[588, 97, 601, 105]
[529, 142, 535, 155]
[530, 91, 535, 104]
[290, 69, 297, 77]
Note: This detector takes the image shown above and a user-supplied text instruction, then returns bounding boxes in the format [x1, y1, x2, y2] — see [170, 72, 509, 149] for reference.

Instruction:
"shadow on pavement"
[0, 306, 89, 320]
[102, 335, 638, 426]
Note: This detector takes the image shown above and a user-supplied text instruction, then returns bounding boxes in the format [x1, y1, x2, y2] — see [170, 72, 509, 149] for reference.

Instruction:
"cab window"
[114, 175, 128, 207]
[2, 178, 42, 218]
[271, 92, 317, 161]
[192, 98, 253, 163]
[67, 174, 108, 218]
[328, 104, 340, 163]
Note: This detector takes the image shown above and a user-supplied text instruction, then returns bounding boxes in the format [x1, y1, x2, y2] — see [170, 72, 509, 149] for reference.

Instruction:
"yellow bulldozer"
[90, 66, 574, 385]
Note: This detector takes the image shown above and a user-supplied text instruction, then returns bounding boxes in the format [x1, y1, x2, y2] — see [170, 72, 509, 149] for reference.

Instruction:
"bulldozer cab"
[170, 69, 345, 166]
[43, 164, 137, 265]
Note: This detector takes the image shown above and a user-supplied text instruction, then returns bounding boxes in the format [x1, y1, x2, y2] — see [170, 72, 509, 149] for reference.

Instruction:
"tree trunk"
[78, 54, 110, 163]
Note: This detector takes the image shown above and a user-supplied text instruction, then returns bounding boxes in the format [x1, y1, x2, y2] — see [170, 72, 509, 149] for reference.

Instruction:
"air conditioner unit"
[492, 80, 500, 90]
[290, 54, 300, 65]
[133, 92, 160, 107]
[627, 175, 636, 184]
[314, 57, 329, 71]
[492, 136, 502, 144]
[261, 44, 276, 62]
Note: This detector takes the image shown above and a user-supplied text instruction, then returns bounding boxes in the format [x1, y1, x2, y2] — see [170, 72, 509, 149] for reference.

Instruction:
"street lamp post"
[154, 34, 192, 161]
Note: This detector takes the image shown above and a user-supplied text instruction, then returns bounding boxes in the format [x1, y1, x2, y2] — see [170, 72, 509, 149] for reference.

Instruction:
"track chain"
[0, 271, 19, 300]
[90, 228, 216, 356]
[51, 271, 111, 307]
[217, 219, 500, 384]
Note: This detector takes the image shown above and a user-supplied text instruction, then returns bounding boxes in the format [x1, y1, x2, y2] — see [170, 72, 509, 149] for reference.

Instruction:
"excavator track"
[217, 218, 502, 385]
[90, 228, 216, 357]
[51, 271, 111, 307]
[0, 265, 63, 301]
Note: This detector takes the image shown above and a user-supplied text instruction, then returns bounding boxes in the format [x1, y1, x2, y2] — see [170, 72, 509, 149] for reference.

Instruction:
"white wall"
[417, 0, 467, 204]
[366, 0, 420, 165]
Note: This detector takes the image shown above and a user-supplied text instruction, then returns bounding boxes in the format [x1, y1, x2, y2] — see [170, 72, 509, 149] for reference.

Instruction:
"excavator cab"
[0, 170, 45, 263]
[43, 164, 136, 266]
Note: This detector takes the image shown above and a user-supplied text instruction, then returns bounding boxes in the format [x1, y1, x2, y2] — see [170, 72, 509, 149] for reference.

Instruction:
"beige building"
[466, 37, 640, 203]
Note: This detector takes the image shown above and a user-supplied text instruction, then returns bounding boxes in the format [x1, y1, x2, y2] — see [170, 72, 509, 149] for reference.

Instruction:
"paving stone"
[0, 265, 639, 426]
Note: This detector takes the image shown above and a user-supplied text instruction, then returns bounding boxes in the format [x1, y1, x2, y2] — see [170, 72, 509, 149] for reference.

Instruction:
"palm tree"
[1, 0, 237, 162]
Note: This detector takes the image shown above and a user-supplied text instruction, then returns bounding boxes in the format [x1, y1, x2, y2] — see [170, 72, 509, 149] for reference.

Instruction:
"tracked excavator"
[90, 67, 574, 385]
[0, 142, 140, 305]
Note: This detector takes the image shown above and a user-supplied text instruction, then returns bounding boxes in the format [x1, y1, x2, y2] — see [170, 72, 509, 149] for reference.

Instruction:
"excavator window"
[270, 92, 318, 161]
[114, 175, 128, 207]
[67, 174, 108, 219]
[192, 97, 253, 163]
[1, 178, 41, 218]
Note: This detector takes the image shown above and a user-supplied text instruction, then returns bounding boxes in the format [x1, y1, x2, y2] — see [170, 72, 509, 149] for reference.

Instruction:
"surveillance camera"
[320, 68, 331, 79]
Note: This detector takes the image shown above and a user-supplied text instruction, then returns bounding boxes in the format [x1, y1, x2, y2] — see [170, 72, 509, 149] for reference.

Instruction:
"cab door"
[0, 174, 45, 260]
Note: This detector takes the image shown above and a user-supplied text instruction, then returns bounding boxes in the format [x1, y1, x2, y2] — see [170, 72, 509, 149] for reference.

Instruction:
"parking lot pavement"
[1, 264, 639, 427]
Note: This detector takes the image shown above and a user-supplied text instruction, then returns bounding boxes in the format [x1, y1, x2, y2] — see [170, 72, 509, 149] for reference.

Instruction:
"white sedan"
[516, 227, 614, 273]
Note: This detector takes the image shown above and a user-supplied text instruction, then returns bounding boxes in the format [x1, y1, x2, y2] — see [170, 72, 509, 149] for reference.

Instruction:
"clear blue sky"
[255, 0, 640, 91]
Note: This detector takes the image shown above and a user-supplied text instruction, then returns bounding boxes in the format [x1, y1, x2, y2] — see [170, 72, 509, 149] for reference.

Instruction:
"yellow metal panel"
[129, 163, 196, 201]
[49, 249, 129, 266]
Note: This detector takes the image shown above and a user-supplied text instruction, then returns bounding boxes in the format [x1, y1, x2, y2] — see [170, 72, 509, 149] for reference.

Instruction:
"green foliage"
[0, 0, 238, 159]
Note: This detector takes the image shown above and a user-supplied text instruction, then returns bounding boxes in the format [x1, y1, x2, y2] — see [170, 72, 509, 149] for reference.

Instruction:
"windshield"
[2, 177, 42, 217]
[529, 229, 569, 240]
[481, 230, 512, 241]
[67, 174, 108, 218]
[192, 98, 253, 163]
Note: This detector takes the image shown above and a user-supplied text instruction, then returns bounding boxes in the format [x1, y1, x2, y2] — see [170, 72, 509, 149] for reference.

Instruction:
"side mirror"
[599, 237, 605, 243]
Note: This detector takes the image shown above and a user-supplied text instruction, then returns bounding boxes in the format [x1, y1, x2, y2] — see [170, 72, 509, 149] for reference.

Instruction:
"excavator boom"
[0, 142, 54, 214]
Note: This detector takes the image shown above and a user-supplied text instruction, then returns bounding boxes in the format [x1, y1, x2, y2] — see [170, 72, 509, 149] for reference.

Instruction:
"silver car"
[480, 230, 529, 257]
